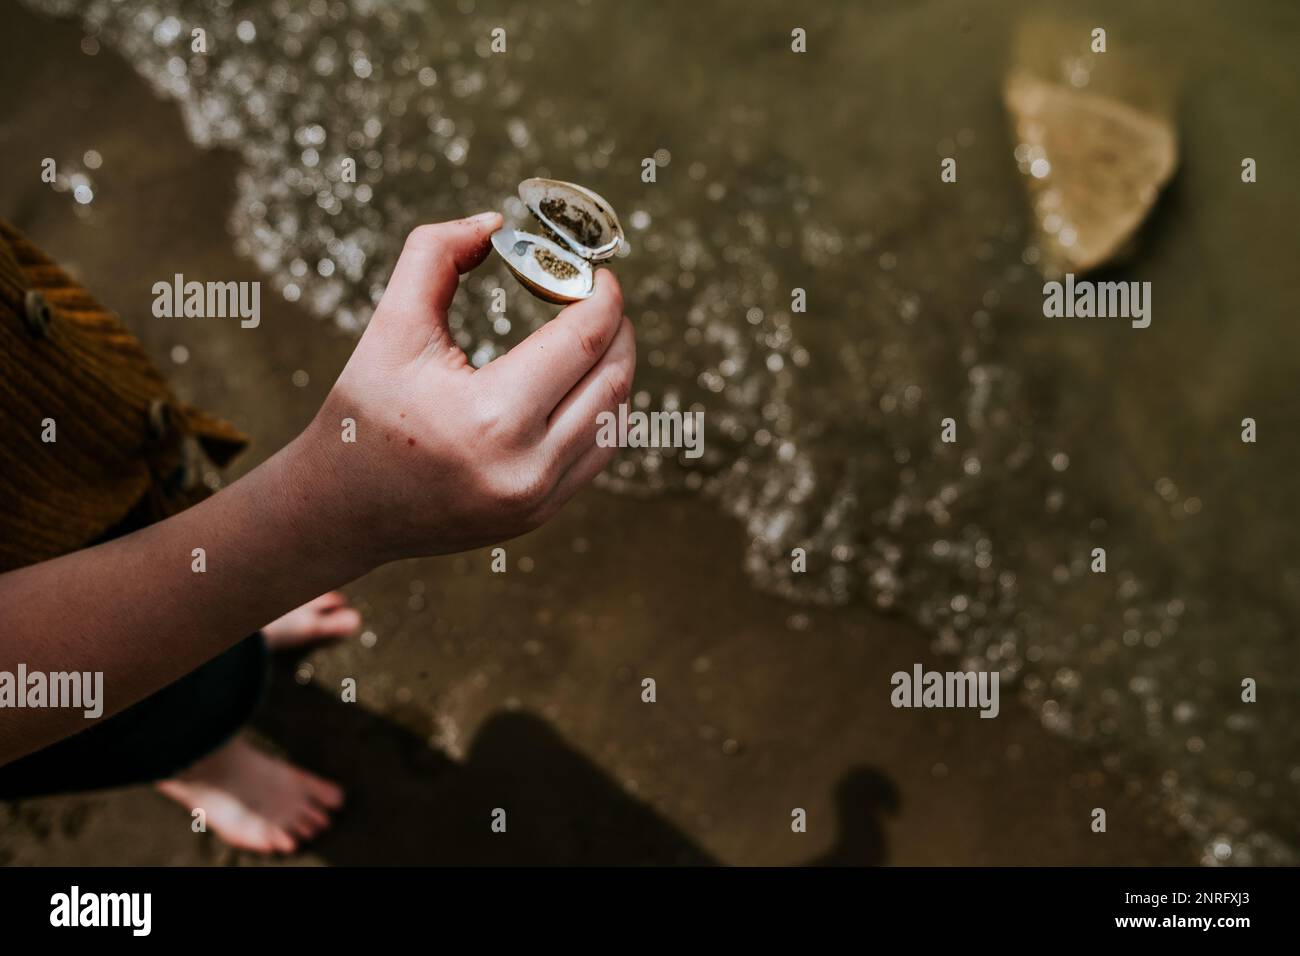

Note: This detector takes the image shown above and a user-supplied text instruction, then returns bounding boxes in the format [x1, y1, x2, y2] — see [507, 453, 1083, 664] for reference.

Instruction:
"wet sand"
[0, 4, 1193, 865]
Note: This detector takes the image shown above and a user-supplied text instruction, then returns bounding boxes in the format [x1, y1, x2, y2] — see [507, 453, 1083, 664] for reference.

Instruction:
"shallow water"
[24, 0, 1300, 863]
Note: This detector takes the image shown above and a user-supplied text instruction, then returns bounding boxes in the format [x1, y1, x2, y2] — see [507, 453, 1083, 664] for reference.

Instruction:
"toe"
[319, 607, 362, 637]
[313, 591, 348, 610]
[232, 830, 283, 854]
[295, 804, 332, 838]
[302, 773, 345, 810]
[208, 810, 294, 856]
[266, 824, 298, 855]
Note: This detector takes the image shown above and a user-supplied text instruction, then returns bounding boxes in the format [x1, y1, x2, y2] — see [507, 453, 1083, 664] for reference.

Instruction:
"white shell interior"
[518, 178, 623, 262]
[490, 227, 594, 301]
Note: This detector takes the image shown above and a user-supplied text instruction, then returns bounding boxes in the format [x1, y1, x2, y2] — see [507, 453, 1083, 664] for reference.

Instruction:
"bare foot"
[261, 591, 362, 650]
[156, 737, 344, 854]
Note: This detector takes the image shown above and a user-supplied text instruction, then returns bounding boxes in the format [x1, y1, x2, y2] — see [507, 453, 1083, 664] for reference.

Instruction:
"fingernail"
[468, 211, 501, 225]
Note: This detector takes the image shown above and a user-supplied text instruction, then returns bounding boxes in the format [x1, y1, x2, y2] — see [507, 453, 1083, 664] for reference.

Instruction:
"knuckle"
[529, 497, 560, 528]
[494, 466, 550, 514]
[573, 322, 607, 361]
[603, 366, 632, 408]
[405, 224, 447, 259]
[473, 394, 522, 441]
[473, 397, 504, 434]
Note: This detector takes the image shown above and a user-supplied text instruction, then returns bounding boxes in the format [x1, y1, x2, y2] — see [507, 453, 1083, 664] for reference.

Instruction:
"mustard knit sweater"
[0, 219, 247, 572]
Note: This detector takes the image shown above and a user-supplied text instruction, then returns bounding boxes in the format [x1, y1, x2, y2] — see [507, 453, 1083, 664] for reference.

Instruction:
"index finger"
[479, 269, 625, 415]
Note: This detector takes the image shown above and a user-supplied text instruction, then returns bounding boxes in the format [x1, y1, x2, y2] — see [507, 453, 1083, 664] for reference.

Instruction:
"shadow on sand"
[252, 660, 900, 866]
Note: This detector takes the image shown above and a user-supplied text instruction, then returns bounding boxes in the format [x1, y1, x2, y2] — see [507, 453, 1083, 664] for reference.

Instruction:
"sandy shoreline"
[0, 4, 1193, 865]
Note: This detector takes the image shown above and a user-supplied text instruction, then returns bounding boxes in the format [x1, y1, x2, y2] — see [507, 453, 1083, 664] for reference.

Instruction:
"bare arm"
[0, 434, 361, 763]
[0, 213, 634, 766]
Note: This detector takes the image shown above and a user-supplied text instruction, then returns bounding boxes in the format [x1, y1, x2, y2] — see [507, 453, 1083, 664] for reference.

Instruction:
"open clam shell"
[490, 227, 594, 304]
[492, 178, 623, 304]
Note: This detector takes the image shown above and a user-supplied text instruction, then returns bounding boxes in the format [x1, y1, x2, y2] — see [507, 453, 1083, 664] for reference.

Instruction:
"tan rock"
[1004, 72, 1178, 276]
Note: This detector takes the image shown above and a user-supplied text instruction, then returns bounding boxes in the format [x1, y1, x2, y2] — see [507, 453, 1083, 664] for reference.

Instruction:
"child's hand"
[0, 212, 632, 758]
[299, 212, 635, 565]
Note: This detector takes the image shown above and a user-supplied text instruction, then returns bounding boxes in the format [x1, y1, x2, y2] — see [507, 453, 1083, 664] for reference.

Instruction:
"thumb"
[375, 212, 503, 350]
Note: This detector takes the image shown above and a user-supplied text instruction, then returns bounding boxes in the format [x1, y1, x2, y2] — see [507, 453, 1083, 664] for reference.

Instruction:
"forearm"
[0, 433, 369, 766]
